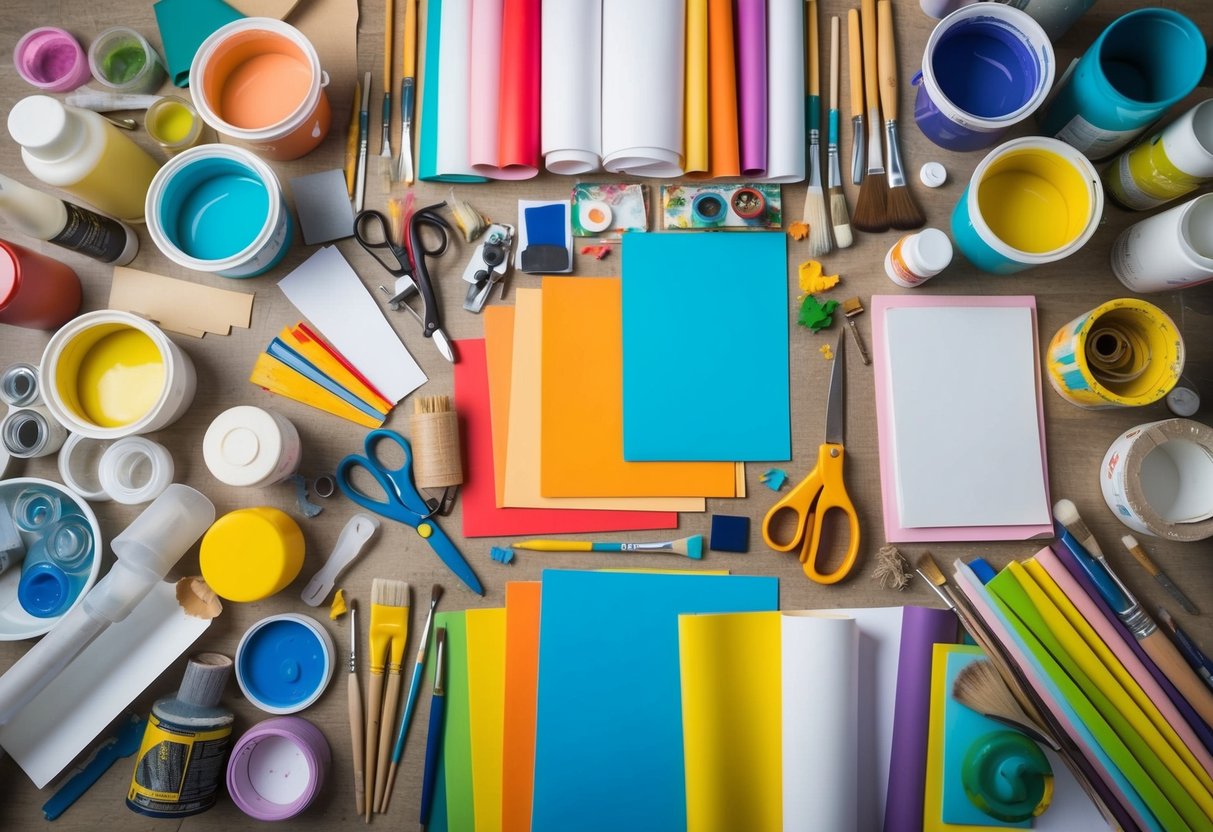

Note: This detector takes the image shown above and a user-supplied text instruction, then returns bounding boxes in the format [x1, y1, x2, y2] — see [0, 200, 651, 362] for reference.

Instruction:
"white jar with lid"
[203, 406, 301, 488]
[885, 228, 954, 288]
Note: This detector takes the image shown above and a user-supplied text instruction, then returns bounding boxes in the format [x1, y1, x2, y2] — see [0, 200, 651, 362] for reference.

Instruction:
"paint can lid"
[919, 162, 947, 188]
[1166, 386, 1200, 417]
[199, 507, 305, 602]
[235, 614, 334, 714]
[203, 406, 293, 487]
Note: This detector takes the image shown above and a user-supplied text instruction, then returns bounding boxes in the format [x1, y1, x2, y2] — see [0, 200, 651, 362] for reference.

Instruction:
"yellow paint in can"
[56, 324, 166, 427]
[977, 148, 1092, 253]
[150, 101, 195, 143]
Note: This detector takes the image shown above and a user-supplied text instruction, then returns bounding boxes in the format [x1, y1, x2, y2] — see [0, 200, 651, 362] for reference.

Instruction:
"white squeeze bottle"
[6, 95, 160, 223]
[0, 174, 138, 265]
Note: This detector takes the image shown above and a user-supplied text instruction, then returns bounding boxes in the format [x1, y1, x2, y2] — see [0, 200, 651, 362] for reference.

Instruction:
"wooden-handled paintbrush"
[847, 9, 864, 187]
[828, 15, 852, 249]
[877, 0, 924, 230]
[801, 0, 832, 257]
[348, 601, 365, 817]
[365, 578, 409, 821]
[852, 0, 888, 233]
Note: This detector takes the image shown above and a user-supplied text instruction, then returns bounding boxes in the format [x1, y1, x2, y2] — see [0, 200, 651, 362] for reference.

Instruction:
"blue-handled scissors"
[336, 429, 483, 596]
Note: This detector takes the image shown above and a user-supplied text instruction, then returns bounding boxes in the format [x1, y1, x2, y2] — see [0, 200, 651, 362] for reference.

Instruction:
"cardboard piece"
[109, 266, 253, 338]
[290, 169, 356, 245]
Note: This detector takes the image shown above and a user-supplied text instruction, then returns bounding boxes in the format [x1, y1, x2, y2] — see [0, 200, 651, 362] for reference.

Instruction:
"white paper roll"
[781, 612, 858, 832]
[435, 0, 481, 179]
[601, 0, 685, 177]
[762, 0, 806, 184]
[541, 0, 602, 174]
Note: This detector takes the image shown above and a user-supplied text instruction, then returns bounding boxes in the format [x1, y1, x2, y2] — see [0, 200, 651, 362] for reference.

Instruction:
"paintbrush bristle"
[1052, 499, 1102, 555]
[803, 187, 833, 258]
[914, 550, 946, 587]
[842, 297, 863, 317]
[372, 578, 410, 607]
[851, 173, 889, 233]
[429, 584, 444, 607]
[1121, 534, 1139, 550]
[829, 188, 853, 248]
[953, 659, 1057, 748]
[672, 535, 704, 560]
[886, 184, 925, 231]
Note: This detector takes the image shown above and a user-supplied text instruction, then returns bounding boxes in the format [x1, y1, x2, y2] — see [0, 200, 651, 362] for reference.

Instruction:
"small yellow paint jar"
[200, 507, 305, 603]
[146, 95, 204, 155]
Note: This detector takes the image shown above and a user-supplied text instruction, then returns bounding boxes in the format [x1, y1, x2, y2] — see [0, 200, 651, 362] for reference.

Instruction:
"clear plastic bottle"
[0, 173, 138, 264]
[17, 514, 94, 618]
[6, 95, 160, 223]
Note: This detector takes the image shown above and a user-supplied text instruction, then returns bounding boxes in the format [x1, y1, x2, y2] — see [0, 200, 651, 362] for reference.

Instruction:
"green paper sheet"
[432, 611, 475, 832]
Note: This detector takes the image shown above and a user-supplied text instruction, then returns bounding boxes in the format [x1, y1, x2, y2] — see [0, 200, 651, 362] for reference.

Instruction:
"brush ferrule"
[1120, 602, 1156, 639]
[380, 95, 392, 154]
[865, 108, 884, 170]
[808, 130, 824, 189]
[827, 143, 842, 190]
[850, 117, 864, 185]
[884, 120, 907, 188]
[617, 541, 674, 553]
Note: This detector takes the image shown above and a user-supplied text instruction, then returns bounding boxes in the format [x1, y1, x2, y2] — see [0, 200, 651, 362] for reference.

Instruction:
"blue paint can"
[145, 144, 293, 278]
[913, 5, 1054, 152]
[1039, 8, 1207, 161]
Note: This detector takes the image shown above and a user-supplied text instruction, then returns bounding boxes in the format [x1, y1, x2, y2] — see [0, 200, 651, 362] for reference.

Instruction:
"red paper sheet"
[453, 339, 679, 537]
[496, 0, 541, 177]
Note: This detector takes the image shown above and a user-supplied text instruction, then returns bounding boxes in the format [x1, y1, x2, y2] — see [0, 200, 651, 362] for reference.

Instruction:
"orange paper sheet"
[707, 0, 740, 177]
[484, 305, 517, 508]
[540, 277, 737, 498]
[501, 582, 542, 832]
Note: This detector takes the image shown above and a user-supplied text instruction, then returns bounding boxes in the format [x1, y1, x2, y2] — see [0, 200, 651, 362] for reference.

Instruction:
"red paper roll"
[497, 0, 541, 178]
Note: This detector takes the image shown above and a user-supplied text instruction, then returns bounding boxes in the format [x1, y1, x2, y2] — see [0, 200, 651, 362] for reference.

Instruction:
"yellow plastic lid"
[199, 506, 304, 602]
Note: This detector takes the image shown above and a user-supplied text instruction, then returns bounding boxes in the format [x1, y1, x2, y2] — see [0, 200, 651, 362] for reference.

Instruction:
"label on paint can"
[1111, 145, 1205, 211]
[1054, 114, 1140, 160]
[50, 203, 129, 263]
[127, 715, 232, 817]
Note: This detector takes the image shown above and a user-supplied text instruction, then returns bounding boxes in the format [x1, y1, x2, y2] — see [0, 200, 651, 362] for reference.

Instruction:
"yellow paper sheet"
[503, 289, 705, 513]
[278, 324, 392, 415]
[248, 353, 383, 428]
[923, 643, 987, 832]
[683, 0, 710, 176]
[466, 607, 508, 832]
[679, 611, 782, 832]
[484, 306, 517, 508]
[109, 267, 253, 338]
[540, 277, 738, 498]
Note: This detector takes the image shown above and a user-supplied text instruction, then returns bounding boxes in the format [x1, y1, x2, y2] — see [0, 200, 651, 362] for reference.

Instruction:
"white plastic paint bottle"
[885, 228, 954, 287]
[0, 174, 138, 265]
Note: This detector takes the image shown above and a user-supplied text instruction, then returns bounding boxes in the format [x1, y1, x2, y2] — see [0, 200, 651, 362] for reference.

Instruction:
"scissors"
[356, 202, 456, 362]
[762, 331, 860, 584]
[336, 429, 483, 595]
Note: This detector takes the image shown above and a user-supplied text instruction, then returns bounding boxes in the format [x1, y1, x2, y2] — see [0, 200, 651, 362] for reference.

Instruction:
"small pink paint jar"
[226, 717, 331, 821]
[13, 28, 91, 93]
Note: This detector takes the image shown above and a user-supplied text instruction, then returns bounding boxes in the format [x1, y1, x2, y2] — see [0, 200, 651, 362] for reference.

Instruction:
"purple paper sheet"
[736, 0, 768, 176]
[1054, 529, 1213, 756]
[882, 606, 959, 832]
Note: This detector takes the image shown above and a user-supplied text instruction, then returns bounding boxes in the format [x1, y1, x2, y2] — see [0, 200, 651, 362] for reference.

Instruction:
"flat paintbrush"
[877, 0, 924, 230]
[365, 578, 409, 821]
[827, 15, 852, 249]
[354, 72, 371, 212]
[347, 601, 366, 817]
[840, 297, 871, 365]
[378, 0, 395, 192]
[394, 0, 418, 184]
[1122, 534, 1198, 615]
[851, 0, 888, 233]
[847, 9, 864, 187]
[800, 0, 832, 257]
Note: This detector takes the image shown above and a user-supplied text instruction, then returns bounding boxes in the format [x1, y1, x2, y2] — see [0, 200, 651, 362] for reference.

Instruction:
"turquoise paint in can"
[145, 145, 293, 278]
[1038, 8, 1206, 160]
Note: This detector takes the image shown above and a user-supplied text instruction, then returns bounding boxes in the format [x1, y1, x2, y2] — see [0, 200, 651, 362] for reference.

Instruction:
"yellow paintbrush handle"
[403, 0, 418, 78]
[512, 540, 595, 552]
[384, 0, 395, 89]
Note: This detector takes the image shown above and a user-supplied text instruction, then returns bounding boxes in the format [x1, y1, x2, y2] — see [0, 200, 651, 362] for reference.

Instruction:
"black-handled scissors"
[355, 202, 456, 362]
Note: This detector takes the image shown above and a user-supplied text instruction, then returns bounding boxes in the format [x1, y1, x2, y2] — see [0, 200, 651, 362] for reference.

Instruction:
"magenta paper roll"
[882, 606, 958, 832]
[737, 0, 769, 177]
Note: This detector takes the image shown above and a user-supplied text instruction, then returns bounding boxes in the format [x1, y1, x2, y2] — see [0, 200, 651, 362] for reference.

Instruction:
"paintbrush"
[511, 534, 704, 559]
[419, 628, 447, 832]
[348, 601, 366, 817]
[1157, 607, 1213, 690]
[801, 0, 832, 257]
[851, 0, 888, 233]
[395, 0, 418, 184]
[344, 78, 362, 198]
[379, 584, 443, 814]
[877, 0, 924, 230]
[953, 658, 1058, 749]
[840, 297, 871, 365]
[379, 0, 395, 193]
[354, 72, 372, 213]
[847, 9, 864, 187]
[1122, 534, 1198, 614]
[365, 578, 409, 821]
[827, 16, 852, 249]
[1053, 499, 1213, 725]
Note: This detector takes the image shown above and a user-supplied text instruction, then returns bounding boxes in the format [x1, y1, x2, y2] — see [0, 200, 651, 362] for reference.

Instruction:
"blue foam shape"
[524, 203, 568, 246]
[531, 570, 778, 832]
[621, 232, 790, 461]
[709, 514, 750, 553]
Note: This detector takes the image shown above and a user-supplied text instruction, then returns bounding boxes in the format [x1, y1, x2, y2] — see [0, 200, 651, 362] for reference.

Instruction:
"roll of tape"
[98, 436, 174, 504]
[1100, 418, 1213, 541]
[57, 433, 113, 502]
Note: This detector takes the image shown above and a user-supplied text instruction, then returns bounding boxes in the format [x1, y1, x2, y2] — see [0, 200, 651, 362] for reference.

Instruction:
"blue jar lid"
[18, 561, 71, 618]
[236, 614, 334, 714]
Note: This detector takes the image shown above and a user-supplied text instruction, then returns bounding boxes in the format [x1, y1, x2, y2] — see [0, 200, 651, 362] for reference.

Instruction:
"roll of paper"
[763, 0, 805, 183]
[684, 0, 710, 176]
[541, 0, 602, 174]
[468, 0, 505, 175]
[431, 0, 485, 181]
[495, 0, 540, 177]
[706, 0, 740, 177]
[737, 0, 768, 177]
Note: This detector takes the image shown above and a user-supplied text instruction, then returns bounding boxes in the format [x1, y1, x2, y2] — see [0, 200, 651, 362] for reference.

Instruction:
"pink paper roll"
[737, 0, 768, 177]
[468, 0, 505, 175]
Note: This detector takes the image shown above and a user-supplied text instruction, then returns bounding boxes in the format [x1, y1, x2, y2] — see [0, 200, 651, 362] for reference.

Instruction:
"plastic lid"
[1166, 386, 1200, 417]
[7, 96, 81, 161]
[961, 730, 1053, 823]
[920, 162, 948, 188]
[0, 243, 19, 309]
[910, 228, 954, 274]
[18, 561, 71, 617]
[203, 406, 286, 487]
[200, 507, 305, 602]
[235, 614, 334, 714]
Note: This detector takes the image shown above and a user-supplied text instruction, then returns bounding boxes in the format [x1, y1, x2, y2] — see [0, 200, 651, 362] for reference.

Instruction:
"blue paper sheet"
[621, 232, 790, 461]
[530, 570, 779, 832]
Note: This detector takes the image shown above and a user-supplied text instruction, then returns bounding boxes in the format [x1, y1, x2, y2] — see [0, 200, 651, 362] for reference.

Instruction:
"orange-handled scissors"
[762, 332, 860, 584]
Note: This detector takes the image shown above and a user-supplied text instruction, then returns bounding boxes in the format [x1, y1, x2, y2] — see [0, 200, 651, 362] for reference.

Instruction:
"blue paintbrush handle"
[806, 94, 820, 132]
[1055, 525, 1130, 614]
[419, 693, 446, 827]
[389, 661, 426, 763]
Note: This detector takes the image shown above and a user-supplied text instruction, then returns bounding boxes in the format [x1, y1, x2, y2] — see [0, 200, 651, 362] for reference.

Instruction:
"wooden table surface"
[1, 0, 1211, 828]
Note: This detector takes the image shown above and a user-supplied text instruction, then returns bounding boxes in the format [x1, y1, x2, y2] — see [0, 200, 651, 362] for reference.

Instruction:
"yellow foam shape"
[977, 148, 1091, 253]
[279, 324, 391, 415]
[466, 608, 507, 832]
[679, 610, 781, 832]
[249, 353, 383, 429]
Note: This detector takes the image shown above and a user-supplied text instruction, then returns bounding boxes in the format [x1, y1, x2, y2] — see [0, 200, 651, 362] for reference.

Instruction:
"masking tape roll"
[1100, 418, 1213, 541]
[1046, 298, 1184, 409]
[410, 397, 463, 490]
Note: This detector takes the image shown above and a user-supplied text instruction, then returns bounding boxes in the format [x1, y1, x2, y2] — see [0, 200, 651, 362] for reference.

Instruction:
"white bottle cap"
[1166, 386, 1200, 417]
[919, 162, 947, 188]
[908, 228, 954, 275]
[7, 96, 84, 162]
[203, 405, 299, 487]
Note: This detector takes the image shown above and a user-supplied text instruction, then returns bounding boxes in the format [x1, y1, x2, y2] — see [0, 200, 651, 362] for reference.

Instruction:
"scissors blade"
[824, 331, 846, 445]
[432, 328, 456, 362]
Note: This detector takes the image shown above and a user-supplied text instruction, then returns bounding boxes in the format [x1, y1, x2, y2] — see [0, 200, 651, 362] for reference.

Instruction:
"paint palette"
[0, 478, 103, 641]
[660, 184, 781, 230]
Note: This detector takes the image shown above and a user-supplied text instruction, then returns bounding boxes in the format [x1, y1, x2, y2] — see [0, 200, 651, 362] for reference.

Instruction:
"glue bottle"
[884, 228, 954, 288]
[7, 95, 160, 223]
[127, 653, 235, 818]
[0, 174, 138, 265]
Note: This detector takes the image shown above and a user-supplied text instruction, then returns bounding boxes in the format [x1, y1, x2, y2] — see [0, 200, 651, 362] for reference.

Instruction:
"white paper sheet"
[541, 0, 602, 174]
[277, 246, 427, 403]
[435, 0, 481, 179]
[762, 0, 806, 184]
[885, 306, 1050, 528]
[601, 0, 685, 177]
[781, 613, 858, 832]
[0, 581, 211, 787]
